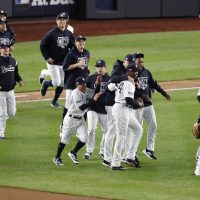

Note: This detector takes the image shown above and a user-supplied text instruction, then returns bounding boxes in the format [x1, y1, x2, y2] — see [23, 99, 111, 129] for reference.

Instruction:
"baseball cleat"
[142, 148, 157, 160]
[98, 152, 104, 160]
[0, 136, 6, 140]
[40, 80, 49, 96]
[111, 166, 127, 171]
[83, 152, 92, 159]
[102, 160, 111, 167]
[53, 157, 64, 166]
[126, 158, 141, 168]
[68, 152, 79, 164]
[51, 102, 62, 108]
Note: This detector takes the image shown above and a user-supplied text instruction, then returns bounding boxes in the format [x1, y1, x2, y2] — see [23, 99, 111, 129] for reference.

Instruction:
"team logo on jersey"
[137, 77, 148, 90]
[78, 57, 88, 69]
[57, 37, 69, 48]
[1, 65, 15, 74]
[100, 82, 107, 93]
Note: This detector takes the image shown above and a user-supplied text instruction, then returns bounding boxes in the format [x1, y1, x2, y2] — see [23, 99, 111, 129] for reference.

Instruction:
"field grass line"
[15, 85, 199, 103]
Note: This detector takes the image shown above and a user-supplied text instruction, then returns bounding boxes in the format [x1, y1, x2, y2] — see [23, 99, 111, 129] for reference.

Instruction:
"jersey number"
[117, 82, 124, 93]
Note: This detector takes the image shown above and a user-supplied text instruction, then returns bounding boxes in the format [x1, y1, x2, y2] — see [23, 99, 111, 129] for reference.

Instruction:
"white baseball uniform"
[61, 87, 94, 144]
[195, 146, 200, 176]
[111, 81, 143, 167]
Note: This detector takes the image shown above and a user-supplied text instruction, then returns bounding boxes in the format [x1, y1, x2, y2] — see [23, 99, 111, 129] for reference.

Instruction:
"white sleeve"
[124, 82, 135, 99]
[107, 83, 116, 91]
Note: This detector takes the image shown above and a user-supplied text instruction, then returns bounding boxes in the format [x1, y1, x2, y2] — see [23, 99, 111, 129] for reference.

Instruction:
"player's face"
[75, 40, 85, 52]
[77, 84, 86, 92]
[0, 15, 6, 21]
[0, 46, 10, 56]
[0, 22, 6, 31]
[96, 66, 106, 76]
[135, 57, 144, 68]
[128, 71, 138, 79]
[56, 18, 67, 30]
[123, 60, 134, 69]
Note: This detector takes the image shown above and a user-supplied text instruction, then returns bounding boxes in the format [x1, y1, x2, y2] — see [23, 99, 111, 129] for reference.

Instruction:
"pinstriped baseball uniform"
[111, 80, 143, 167]
[61, 87, 94, 144]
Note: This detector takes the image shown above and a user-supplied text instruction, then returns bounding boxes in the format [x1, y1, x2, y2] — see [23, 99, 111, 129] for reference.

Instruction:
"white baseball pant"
[111, 103, 143, 167]
[0, 90, 16, 137]
[47, 63, 64, 87]
[86, 110, 108, 154]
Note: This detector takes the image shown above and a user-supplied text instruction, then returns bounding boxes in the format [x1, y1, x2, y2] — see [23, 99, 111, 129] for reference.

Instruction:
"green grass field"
[1, 31, 200, 200]
[13, 30, 200, 92]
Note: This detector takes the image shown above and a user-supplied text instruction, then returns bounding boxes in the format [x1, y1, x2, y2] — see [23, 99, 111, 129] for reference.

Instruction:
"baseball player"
[61, 35, 90, 126]
[133, 52, 171, 160]
[0, 40, 23, 139]
[111, 64, 143, 170]
[0, 10, 16, 50]
[40, 12, 75, 108]
[103, 54, 136, 167]
[197, 89, 200, 103]
[84, 60, 110, 160]
[53, 76, 101, 166]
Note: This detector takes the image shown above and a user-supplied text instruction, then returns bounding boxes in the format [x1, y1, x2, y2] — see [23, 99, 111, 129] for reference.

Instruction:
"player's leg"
[39, 69, 49, 84]
[51, 65, 64, 108]
[98, 113, 108, 159]
[84, 110, 98, 159]
[195, 146, 200, 176]
[143, 105, 157, 160]
[0, 92, 7, 139]
[126, 110, 143, 167]
[6, 90, 16, 118]
[111, 105, 129, 168]
[68, 119, 87, 164]
[103, 106, 116, 166]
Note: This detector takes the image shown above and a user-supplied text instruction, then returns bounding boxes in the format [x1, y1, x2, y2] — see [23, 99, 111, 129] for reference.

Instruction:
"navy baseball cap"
[124, 54, 135, 63]
[133, 53, 144, 59]
[0, 10, 7, 16]
[75, 35, 86, 42]
[127, 64, 138, 72]
[95, 60, 106, 67]
[76, 76, 86, 85]
[56, 12, 69, 20]
[0, 39, 11, 48]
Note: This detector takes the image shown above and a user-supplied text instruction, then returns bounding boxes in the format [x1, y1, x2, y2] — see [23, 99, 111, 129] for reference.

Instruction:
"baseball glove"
[134, 98, 144, 108]
[192, 123, 200, 139]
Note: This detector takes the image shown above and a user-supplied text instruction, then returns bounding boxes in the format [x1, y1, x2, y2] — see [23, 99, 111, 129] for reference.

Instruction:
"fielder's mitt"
[192, 123, 200, 139]
[134, 98, 144, 108]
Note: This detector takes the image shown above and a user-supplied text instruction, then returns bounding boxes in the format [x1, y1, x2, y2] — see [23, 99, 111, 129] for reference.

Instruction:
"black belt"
[69, 114, 82, 120]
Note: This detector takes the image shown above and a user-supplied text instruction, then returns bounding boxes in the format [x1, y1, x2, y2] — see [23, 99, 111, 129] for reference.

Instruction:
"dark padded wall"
[162, 0, 199, 17]
[125, 0, 161, 18]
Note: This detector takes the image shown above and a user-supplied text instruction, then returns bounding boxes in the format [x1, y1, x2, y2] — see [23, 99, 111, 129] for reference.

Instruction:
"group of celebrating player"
[37, 12, 171, 170]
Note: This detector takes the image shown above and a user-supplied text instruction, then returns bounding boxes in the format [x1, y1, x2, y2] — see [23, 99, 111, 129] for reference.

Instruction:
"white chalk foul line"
[16, 86, 199, 103]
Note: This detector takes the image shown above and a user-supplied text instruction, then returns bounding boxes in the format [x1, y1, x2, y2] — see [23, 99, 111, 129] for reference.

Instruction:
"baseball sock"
[45, 80, 53, 87]
[71, 140, 85, 154]
[55, 142, 66, 158]
[52, 86, 63, 103]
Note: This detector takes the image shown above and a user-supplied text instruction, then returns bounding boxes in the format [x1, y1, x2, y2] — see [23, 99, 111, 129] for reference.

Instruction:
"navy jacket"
[63, 46, 90, 89]
[40, 26, 75, 65]
[86, 72, 110, 114]
[135, 66, 168, 107]
[0, 56, 22, 92]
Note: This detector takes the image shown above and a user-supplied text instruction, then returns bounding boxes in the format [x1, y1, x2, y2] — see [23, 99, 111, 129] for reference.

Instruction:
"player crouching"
[53, 76, 101, 166]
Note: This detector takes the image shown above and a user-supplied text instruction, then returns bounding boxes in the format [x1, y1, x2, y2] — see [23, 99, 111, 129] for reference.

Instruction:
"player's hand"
[47, 58, 54, 64]
[18, 81, 24, 87]
[95, 76, 102, 85]
[165, 93, 171, 100]
[93, 92, 102, 101]
[77, 58, 85, 68]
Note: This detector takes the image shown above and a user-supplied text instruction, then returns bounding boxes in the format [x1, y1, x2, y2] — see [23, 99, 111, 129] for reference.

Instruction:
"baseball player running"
[133, 52, 171, 160]
[111, 64, 143, 170]
[84, 60, 110, 160]
[0, 40, 23, 139]
[61, 35, 90, 126]
[40, 12, 75, 108]
[53, 77, 101, 166]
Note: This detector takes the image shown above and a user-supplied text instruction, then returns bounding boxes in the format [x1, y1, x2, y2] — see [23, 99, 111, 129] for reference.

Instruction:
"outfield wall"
[0, 0, 199, 19]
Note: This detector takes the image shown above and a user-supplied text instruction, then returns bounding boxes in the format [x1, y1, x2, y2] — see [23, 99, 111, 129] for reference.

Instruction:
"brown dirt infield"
[1, 17, 200, 200]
